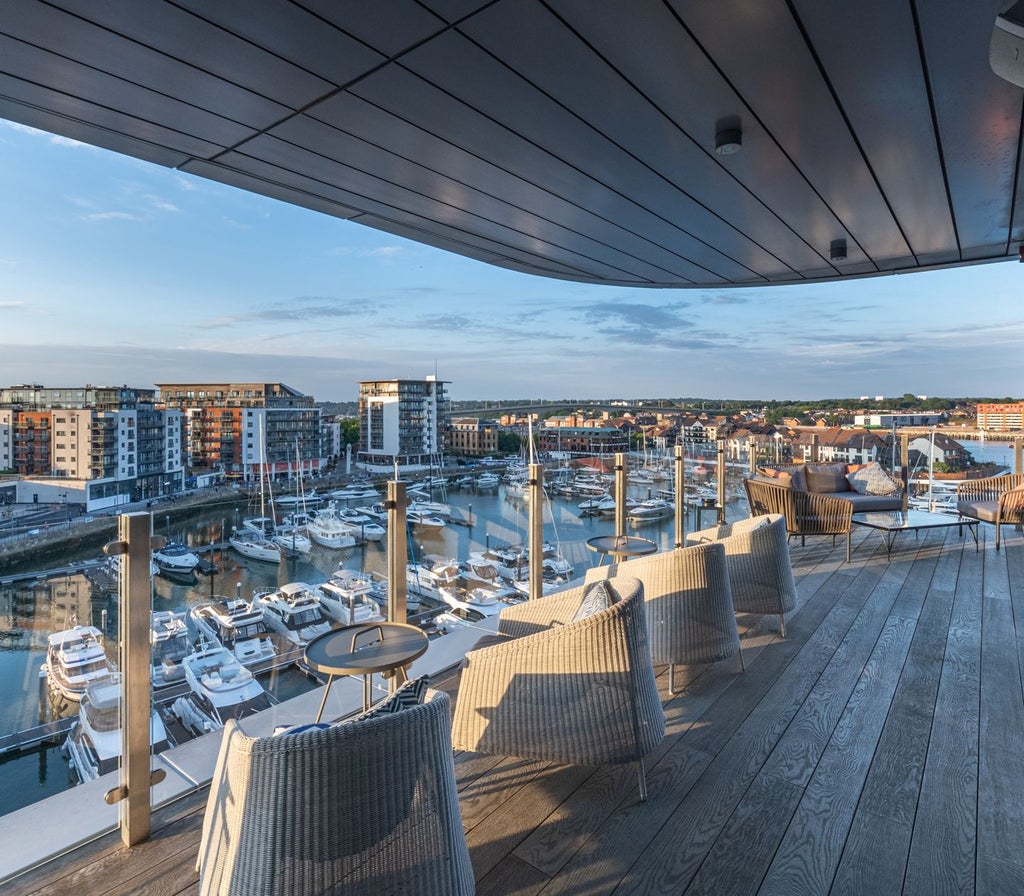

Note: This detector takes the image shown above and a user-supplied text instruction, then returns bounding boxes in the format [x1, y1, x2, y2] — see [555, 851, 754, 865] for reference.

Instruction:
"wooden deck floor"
[10, 524, 1024, 896]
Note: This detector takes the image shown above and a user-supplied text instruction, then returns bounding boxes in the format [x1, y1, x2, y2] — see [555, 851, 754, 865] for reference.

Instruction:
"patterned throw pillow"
[571, 580, 617, 622]
[273, 722, 330, 737]
[354, 674, 429, 721]
[846, 462, 899, 496]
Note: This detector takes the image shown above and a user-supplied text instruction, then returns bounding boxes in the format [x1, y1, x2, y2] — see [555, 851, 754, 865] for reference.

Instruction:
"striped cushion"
[355, 674, 429, 721]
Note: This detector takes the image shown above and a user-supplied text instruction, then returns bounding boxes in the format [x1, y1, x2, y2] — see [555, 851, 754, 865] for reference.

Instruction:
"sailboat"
[230, 420, 282, 563]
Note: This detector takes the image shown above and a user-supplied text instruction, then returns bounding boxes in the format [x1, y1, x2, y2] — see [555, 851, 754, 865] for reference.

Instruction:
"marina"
[0, 466, 742, 815]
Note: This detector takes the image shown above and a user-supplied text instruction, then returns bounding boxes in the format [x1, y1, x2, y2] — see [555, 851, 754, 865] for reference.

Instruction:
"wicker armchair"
[685, 514, 797, 636]
[451, 576, 664, 801]
[956, 472, 1024, 550]
[588, 543, 742, 694]
[744, 477, 853, 562]
[197, 690, 474, 896]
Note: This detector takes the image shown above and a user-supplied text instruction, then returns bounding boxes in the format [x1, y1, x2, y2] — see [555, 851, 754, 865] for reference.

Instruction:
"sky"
[1, 118, 1022, 404]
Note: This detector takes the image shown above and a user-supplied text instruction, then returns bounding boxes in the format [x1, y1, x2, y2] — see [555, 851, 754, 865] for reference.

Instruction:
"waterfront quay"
[8, 522, 1022, 895]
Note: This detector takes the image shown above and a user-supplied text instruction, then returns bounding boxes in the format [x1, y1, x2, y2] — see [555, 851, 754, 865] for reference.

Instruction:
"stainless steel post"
[674, 444, 685, 548]
[900, 433, 910, 511]
[717, 441, 727, 524]
[810, 433, 820, 463]
[748, 437, 757, 474]
[528, 463, 544, 601]
[614, 452, 627, 536]
[386, 481, 408, 625]
[105, 512, 160, 847]
[1016, 436, 1023, 475]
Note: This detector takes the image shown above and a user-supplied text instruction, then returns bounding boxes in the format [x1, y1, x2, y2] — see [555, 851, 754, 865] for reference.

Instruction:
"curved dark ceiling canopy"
[1, 0, 1022, 288]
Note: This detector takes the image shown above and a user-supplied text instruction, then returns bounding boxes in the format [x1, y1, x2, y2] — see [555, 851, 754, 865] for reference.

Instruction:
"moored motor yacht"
[317, 574, 384, 626]
[44, 625, 117, 703]
[152, 541, 200, 574]
[306, 502, 359, 548]
[254, 582, 333, 646]
[150, 610, 190, 689]
[190, 596, 277, 667]
[171, 644, 275, 737]
[64, 674, 171, 784]
[626, 498, 675, 522]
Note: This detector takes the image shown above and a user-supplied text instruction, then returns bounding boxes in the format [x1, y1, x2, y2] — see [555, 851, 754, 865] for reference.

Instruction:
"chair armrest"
[791, 490, 853, 535]
[495, 584, 586, 639]
[958, 473, 1024, 502]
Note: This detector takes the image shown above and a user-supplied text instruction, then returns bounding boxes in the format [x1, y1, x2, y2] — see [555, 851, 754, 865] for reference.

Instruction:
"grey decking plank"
[903, 536, 982, 896]
[757, 544, 911, 788]
[830, 810, 913, 896]
[976, 544, 1024, 885]
[757, 612, 918, 895]
[530, 743, 714, 896]
[605, 549, 890, 895]
[475, 854, 552, 896]
[680, 772, 804, 896]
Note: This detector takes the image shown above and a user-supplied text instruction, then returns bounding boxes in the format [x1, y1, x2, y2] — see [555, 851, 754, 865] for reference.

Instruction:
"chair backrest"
[197, 690, 473, 896]
[590, 544, 740, 667]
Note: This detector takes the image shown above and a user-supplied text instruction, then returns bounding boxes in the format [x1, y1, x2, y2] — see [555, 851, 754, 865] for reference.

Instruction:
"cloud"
[1, 121, 91, 149]
[0, 302, 25, 310]
[327, 245, 405, 258]
[84, 210, 142, 222]
[144, 194, 179, 213]
[196, 297, 382, 329]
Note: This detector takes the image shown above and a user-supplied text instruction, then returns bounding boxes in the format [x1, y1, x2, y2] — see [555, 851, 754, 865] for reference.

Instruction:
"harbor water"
[0, 477, 724, 816]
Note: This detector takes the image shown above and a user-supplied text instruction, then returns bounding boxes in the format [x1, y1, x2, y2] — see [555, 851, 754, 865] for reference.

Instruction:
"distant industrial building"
[853, 412, 945, 428]
[356, 376, 448, 472]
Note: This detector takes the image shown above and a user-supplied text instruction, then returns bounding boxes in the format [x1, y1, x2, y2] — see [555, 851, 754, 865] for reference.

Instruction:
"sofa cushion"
[764, 465, 808, 491]
[805, 463, 851, 494]
[846, 462, 899, 496]
[845, 492, 904, 512]
[571, 580, 618, 622]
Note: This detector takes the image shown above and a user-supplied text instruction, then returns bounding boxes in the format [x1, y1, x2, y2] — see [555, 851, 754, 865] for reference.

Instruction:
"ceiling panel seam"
[451, 14, 773, 282]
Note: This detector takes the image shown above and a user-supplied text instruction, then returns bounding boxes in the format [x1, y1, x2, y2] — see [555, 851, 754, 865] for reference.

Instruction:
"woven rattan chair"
[451, 576, 664, 801]
[196, 690, 474, 896]
[589, 543, 742, 694]
[957, 472, 1024, 550]
[744, 476, 853, 562]
[684, 513, 797, 636]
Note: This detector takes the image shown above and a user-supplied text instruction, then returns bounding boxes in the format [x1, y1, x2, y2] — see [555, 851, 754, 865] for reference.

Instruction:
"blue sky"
[1, 118, 1021, 403]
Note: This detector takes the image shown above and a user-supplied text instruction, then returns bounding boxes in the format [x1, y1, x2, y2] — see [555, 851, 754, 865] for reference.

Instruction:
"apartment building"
[356, 376, 448, 472]
[976, 402, 1024, 431]
[0, 384, 183, 509]
[448, 417, 499, 457]
[156, 382, 322, 482]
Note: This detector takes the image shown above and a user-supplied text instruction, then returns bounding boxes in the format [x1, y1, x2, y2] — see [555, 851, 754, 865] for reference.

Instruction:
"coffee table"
[586, 534, 659, 565]
[304, 622, 429, 721]
[851, 509, 978, 559]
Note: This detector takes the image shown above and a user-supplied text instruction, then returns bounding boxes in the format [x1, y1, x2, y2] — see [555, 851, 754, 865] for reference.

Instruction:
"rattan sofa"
[745, 476, 854, 562]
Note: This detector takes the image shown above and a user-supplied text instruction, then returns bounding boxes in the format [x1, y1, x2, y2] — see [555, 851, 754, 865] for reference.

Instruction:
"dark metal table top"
[303, 622, 429, 677]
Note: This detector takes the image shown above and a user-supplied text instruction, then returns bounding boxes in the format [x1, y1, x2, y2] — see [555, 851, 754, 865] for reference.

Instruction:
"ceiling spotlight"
[715, 127, 742, 156]
[830, 239, 848, 262]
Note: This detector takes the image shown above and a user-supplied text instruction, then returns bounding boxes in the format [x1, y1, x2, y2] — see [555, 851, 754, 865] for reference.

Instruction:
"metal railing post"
[899, 433, 910, 511]
[716, 440, 727, 525]
[674, 444, 685, 548]
[1015, 436, 1023, 475]
[104, 512, 164, 847]
[528, 463, 544, 601]
[748, 437, 757, 475]
[614, 452, 627, 536]
[386, 481, 408, 628]
[810, 433, 820, 463]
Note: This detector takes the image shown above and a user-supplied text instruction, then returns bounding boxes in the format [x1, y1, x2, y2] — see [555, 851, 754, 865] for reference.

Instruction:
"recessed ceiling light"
[715, 128, 742, 156]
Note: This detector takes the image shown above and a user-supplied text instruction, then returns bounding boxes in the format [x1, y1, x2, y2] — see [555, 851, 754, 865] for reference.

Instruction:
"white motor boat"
[472, 542, 573, 583]
[439, 577, 515, 617]
[475, 472, 500, 489]
[150, 610, 190, 689]
[229, 530, 281, 563]
[152, 541, 200, 573]
[106, 555, 159, 580]
[317, 575, 384, 626]
[44, 625, 117, 703]
[190, 597, 277, 667]
[306, 502, 359, 548]
[626, 498, 675, 522]
[64, 675, 171, 783]
[407, 510, 446, 529]
[171, 645, 275, 737]
[406, 558, 461, 600]
[408, 499, 451, 519]
[270, 523, 313, 555]
[255, 582, 333, 646]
